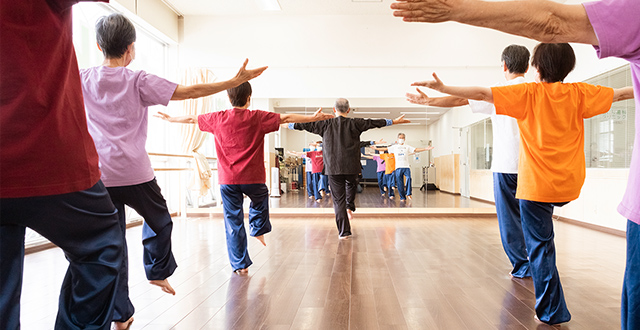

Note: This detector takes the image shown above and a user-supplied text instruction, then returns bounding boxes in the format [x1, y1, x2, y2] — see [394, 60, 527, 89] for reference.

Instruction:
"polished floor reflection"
[269, 187, 494, 209]
[20, 215, 624, 329]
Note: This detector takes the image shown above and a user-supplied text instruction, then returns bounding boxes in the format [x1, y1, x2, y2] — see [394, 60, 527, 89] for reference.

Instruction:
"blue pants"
[519, 200, 571, 325]
[622, 220, 640, 330]
[306, 171, 314, 197]
[493, 173, 530, 278]
[384, 172, 395, 197]
[106, 179, 178, 322]
[319, 174, 331, 194]
[0, 181, 123, 330]
[395, 167, 412, 200]
[220, 184, 271, 271]
[376, 171, 386, 195]
[311, 173, 322, 200]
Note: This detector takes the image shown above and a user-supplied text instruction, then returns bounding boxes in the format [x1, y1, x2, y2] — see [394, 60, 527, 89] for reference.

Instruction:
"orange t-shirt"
[380, 153, 396, 174]
[492, 82, 614, 203]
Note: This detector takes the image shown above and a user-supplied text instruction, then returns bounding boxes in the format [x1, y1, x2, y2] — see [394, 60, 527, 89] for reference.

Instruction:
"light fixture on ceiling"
[254, 0, 281, 11]
[353, 111, 391, 115]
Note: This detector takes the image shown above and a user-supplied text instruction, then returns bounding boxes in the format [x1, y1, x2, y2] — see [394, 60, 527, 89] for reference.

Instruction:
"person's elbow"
[171, 85, 194, 101]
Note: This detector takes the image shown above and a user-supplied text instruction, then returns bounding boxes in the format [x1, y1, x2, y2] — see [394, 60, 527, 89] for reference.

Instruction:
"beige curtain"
[180, 68, 216, 196]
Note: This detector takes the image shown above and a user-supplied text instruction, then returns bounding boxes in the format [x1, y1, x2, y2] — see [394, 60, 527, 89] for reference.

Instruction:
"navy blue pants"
[622, 220, 640, 330]
[306, 171, 314, 197]
[311, 173, 322, 200]
[493, 173, 530, 278]
[328, 174, 358, 237]
[519, 200, 571, 325]
[384, 171, 395, 197]
[105, 178, 177, 322]
[0, 181, 123, 330]
[395, 167, 412, 200]
[376, 171, 386, 195]
[220, 184, 271, 271]
[319, 174, 331, 194]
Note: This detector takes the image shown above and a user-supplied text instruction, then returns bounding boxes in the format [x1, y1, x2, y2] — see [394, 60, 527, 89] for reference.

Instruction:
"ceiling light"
[254, 0, 281, 11]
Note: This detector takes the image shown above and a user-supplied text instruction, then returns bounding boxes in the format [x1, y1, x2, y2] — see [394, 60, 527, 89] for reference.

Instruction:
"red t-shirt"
[306, 150, 325, 174]
[0, 1, 105, 198]
[198, 109, 280, 185]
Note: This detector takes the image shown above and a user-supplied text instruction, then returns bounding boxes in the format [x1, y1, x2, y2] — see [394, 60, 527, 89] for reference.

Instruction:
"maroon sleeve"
[198, 112, 217, 133]
[260, 111, 281, 134]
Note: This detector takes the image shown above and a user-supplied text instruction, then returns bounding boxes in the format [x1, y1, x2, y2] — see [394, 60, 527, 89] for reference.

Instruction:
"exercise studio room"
[3, 0, 639, 330]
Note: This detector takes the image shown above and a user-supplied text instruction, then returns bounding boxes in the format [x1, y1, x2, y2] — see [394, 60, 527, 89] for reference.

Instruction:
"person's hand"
[426, 146, 435, 150]
[154, 111, 172, 121]
[412, 72, 445, 92]
[312, 107, 333, 121]
[391, 0, 460, 23]
[375, 138, 386, 145]
[392, 114, 411, 125]
[234, 59, 268, 83]
[406, 88, 433, 106]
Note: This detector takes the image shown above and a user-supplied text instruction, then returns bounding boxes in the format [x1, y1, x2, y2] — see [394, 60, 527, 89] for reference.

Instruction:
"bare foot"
[316, 199, 321, 203]
[408, 195, 412, 200]
[255, 235, 266, 246]
[347, 209, 353, 221]
[234, 268, 249, 275]
[149, 279, 175, 295]
[339, 234, 351, 240]
[113, 317, 133, 330]
[308, 195, 314, 199]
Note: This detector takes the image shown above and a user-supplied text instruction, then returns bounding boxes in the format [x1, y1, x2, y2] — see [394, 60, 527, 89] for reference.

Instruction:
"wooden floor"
[20, 213, 625, 329]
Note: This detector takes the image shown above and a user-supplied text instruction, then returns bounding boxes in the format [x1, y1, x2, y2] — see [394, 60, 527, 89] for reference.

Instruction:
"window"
[584, 65, 635, 168]
[470, 118, 493, 170]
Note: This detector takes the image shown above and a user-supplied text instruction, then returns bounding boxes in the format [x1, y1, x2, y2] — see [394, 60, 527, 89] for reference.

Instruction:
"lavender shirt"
[585, 0, 640, 223]
[373, 155, 386, 172]
[81, 66, 177, 187]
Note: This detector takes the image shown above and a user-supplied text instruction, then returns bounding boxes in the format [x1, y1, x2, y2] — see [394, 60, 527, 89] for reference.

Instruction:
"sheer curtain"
[180, 68, 216, 196]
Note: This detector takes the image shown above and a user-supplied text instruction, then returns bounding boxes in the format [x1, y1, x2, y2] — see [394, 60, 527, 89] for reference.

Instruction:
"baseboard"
[554, 215, 625, 237]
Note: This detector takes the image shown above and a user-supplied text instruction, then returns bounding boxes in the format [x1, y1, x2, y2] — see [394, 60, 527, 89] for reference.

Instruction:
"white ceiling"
[164, 0, 394, 16]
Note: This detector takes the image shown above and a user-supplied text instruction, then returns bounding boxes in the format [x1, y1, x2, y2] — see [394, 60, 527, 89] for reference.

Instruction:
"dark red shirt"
[0, 0, 105, 198]
[306, 151, 325, 174]
[198, 109, 280, 185]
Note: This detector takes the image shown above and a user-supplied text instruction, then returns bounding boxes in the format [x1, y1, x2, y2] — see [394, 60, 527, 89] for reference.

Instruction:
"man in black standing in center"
[288, 98, 409, 239]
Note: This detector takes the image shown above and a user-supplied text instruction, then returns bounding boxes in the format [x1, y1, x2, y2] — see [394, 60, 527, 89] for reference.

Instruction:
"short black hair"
[227, 82, 252, 107]
[96, 14, 136, 59]
[501, 45, 530, 74]
[531, 43, 576, 83]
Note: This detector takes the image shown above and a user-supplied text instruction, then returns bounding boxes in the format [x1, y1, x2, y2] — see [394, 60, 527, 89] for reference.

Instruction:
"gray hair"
[96, 13, 136, 59]
[397, 132, 406, 138]
[334, 98, 350, 113]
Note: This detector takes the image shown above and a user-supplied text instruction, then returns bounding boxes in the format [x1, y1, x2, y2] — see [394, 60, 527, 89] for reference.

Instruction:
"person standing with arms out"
[380, 150, 397, 199]
[391, 0, 640, 327]
[406, 44, 532, 279]
[80, 13, 267, 329]
[0, 1, 125, 329]
[375, 133, 433, 201]
[288, 142, 325, 202]
[412, 42, 633, 325]
[157, 82, 333, 273]
[289, 98, 410, 238]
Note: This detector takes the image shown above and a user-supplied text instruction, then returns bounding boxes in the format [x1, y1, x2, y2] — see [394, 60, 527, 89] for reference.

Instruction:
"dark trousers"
[376, 171, 386, 195]
[311, 173, 322, 200]
[106, 178, 177, 322]
[306, 171, 314, 197]
[384, 171, 395, 197]
[328, 174, 358, 237]
[220, 184, 271, 271]
[0, 181, 123, 330]
[493, 173, 530, 278]
[622, 220, 640, 330]
[519, 200, 571, 324]
[395, 167, 412, 200]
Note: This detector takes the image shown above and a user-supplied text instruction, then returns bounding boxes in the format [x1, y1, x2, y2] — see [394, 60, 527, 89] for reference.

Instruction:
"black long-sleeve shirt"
[291, 116, 390, 175]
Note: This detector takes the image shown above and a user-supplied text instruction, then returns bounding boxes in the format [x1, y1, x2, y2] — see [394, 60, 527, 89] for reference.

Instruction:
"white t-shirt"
[467, 76, 525, 174]
[388, 144, 416, 168]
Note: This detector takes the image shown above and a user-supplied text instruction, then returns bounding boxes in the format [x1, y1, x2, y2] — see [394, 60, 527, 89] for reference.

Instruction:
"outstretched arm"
[280, 108, 333, 124]
[171, 59, 268, 100]
[361, 153, 374, 160]
[287, 150, 307, 157]
[390, 0, 598, 45]
[406, 88, 469, 107]
[155, 112, 198, 124]
[613, 87, 635, 103]
[414, 146, 435, 153]
[372, 146, 389, 152]
[413, 73, 493, 103]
